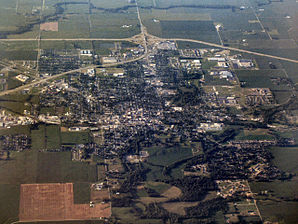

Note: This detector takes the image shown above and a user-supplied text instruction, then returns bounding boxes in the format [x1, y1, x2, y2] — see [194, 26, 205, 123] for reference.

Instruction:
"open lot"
[19, 183, 111, 222]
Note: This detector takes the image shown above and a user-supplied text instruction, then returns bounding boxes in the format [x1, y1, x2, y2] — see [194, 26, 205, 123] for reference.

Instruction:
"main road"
[0, 54, 147, 97]
[1, 21, 298, 97]
[1, 35, 297, 64]
[166, 37, 298, 64]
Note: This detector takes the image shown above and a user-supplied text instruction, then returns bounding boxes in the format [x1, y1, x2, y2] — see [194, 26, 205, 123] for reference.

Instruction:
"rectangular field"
[19, 183, 111, 222]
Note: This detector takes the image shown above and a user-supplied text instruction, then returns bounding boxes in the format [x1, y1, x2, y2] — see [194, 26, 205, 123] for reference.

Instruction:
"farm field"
[40, 40, 92, 51]
[19, 183, 111, 222]
[141, 10, 220, 44]
[0, 0, 296, 223]
[235, 69, 293, 103]
[0, 184, 20, 224]
[234, 129, 275, 141]
[0, 149, 101, 223]
[90, 10, 140, 39]
[0, 41, 38, 60]
[0, 125, 30, 136]
[143, 146, 193, 181]
[146, 146, 192, 166]
[250, 146, 298, 223]
[73, 182, 91, 204]
[61, 131, 91, 145]
[0, 151, 97, 184]
[31, 125, 64, 150]
[41, 14, 90, 39]
[112, 207, 163, 224]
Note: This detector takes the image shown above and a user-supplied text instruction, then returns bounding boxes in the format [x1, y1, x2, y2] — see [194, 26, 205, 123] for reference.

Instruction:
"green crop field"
[0, 41, 37, 51]
[41, 14, 90, 39]
[91, 0, 134, 8]
[143, 163, 165, 181]
[0, 41, 37, 61]
[256, 201, 298, 224]
[250, 146, 298, 223]
[236, 69, 289, 90]
[90, 10, 140, 38]
[0, 50, 37, 60]
[45, 125, 61, 150]
[41, 40, 92, 50]
[235, 69, 293, 103]
[0, 150, 97, 184]
[204, 74, 232, 86]
[0, 100, 29, 114]
[145, 181, 171, 194]
[61, 131, 91, 145]
[234, 129, 275, 141]
[0, 149, 98, 223]
[73, 182, 91, 204]
[147, 146, 192, 166]
[0, 184, 20, 224]
[31, 125, 46, 150]
[0, 125, 30, 136]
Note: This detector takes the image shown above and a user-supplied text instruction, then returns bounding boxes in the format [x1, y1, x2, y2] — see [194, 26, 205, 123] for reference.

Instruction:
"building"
[15, 74, 29, 82]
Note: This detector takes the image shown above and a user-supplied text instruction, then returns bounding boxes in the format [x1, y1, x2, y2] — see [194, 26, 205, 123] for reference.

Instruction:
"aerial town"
[0, 0, 297, 223]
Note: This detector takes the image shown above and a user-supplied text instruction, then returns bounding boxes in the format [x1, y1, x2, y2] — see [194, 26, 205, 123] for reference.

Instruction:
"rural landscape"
[0, 0, 297, 223]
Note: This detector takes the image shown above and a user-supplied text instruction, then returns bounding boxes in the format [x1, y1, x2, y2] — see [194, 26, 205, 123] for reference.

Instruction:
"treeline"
[0, 1, 240, 38]
[92, 4, 237, 14]
[0, 1, 90, 38]
[169, 176, 216, 201]
[118, 165, 148, 193]
[185, 198, 227, 218]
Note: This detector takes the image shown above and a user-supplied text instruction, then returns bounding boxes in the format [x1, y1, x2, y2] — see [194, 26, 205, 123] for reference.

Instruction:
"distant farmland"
[19, 183, 111, 222]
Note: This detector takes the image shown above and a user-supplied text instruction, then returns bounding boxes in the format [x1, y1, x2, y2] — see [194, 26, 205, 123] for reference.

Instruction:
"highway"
[0, 54, 146, 97]
[1, 36, 297, 64]
[0, 38, 135, 42]
[166, 38, 298, 64]
[0, 24, 297, 97]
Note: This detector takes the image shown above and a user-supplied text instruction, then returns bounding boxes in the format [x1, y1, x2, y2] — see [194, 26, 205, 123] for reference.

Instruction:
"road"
[135, 0, 148, 54]
[1, 20, 298, 97]
[0, 54, 146, 97]
[0, 38, 136, 42]
[1, 37, 297, 63]
[166, 38, 298, 64]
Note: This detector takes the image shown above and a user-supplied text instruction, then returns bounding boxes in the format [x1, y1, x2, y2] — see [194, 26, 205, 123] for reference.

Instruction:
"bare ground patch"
[19, 183, 111, 222]
[161, 186, 182, 199]
[40, 22, 58, 31]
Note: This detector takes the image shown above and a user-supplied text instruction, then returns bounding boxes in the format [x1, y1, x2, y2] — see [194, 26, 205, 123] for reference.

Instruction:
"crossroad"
[0, 7, 297, 97]
[0, 54, 147, 97]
